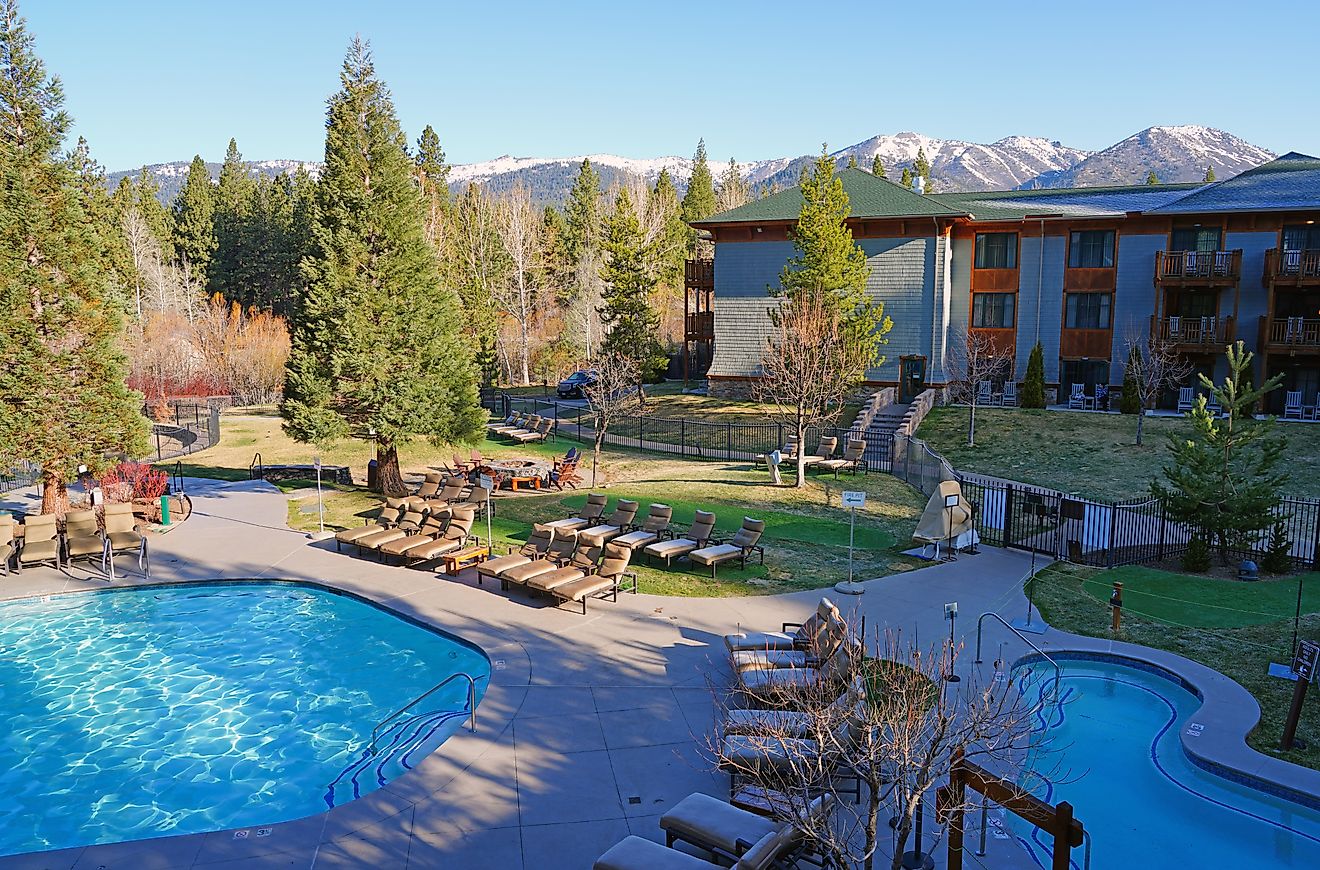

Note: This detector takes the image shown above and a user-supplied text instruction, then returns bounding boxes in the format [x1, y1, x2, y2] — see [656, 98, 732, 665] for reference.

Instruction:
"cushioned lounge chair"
[579, 499, 639, 546]
[730, 612, 847, 672]
[499, 528, 579, 589]
[353, 504, 428, 557]
[802, 435, 837, 468]
[720, 721, 858, 800]
[524, 541, 603, 595]
[513, 416, 555, 443]
[460, 484, 491, 517]
[502, 415, 542, 440]
[476, 523, 554, 584]
[611, 503, 672, 552]
[724, 597, 840, 655]
[103, 502, 148, 575]
[722, 677, 866, 739]
[430, 481, 467, 504]
[549, 541, 638, 613]
[63, 509, 105, 574]
[0, 514, 14, 575]
[816, 438, 867, 478]
[335, 498, 406, 551]
[596, 807, 814, 870]
[399, 507, 476, 565]
[643, 510, 716, 566]
[17, 513, 60, 571]
[689, 518, 766, 578]
[545, 492, 608, 532]
[661, 792, 833, 865]
[414, 471, 444, 500]
[378, 512, 448, 562]
[736, 639, 860, 702]
[488, 411, 522, 434]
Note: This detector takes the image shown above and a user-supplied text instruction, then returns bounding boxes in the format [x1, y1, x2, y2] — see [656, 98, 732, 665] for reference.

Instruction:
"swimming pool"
[1014, 657, 1320, 868]
[0, 582, 489, 857]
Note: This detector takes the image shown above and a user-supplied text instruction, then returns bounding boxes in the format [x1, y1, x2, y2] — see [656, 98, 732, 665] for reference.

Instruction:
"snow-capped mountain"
[107, 126, 1278, 205]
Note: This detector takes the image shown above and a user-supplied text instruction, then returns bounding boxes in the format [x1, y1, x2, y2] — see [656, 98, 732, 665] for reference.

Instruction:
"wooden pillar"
[945, 749, 967, 870]
[1051, 801, 1075, 870]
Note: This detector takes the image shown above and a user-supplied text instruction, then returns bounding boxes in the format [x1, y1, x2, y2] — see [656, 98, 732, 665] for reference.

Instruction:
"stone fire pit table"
[483, 458, 550, 491]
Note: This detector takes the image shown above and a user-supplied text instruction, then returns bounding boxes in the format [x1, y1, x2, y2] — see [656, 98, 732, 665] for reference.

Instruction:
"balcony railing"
[685, 311, 714, 339]
[1154, 249, 1241, 285]
[1264, 317, 1320, 348]
[1264, 249, 1320, 285]
[1154, 314, 1233, 347]
[684, 258, 714, 289]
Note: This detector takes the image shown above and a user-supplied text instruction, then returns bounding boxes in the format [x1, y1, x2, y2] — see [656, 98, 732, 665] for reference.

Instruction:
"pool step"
[325, 707, 471, 807]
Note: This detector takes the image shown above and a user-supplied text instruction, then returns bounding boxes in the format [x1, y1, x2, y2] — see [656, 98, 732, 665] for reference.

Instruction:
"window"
[1282, 224, 1320, 251]
[974, 232, 1017, 269]
[1171, 227, 1222, 252]
[1069, 230, 1115, 268]
[1065, 293, 1112, 329]
[1062, 359, 1111, 393]
[972, 293, 1015, 328]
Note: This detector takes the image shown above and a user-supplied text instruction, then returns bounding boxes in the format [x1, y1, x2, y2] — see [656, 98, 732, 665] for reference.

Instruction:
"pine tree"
[68, 136, 135, 315]
[211, 138, 256, 303]
[846, 153, 858, 169]
[172, 155, 216, 278]
[281, 38, 483, 496]
[871, 154, 886, 177]
[647, 168, 687, 287]
[564, 158, 602, 264]
[599, 188, 667, 386]
[914, 147, 931, 190]
[1118, 345, 1142, 414]
[715, 156, 750, 213]
[1145, 170, 1160, 185]
[133, 168, 174, 259]
[0, 0, 148, 513]
[680, 138, 717, 251]
[415, 124, 450, 248]
[450, 182, 504, 384]
[899, 167, 914, 190]
[1203, 165, 1216, 183]
[1021, 342, 1046, 408]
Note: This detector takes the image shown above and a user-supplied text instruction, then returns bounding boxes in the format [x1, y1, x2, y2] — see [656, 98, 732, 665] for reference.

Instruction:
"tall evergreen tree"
[846, 153, 858, 169]
[871, 154, 886, 177]
[414, 124, 450, 249]
[914, 147, 931, 190]
[1145, 170, 1160, 185]
[67, 136, 135, 315]
[133, 168, 173, 258]
[450, 181, 504, 385]
[1021, 342, 1046, 408]
[1203, 165, 1216, 183]
[211, 138, 256, 303]
[647, 168, 687, 287]
[281, 38, 483, 495]
[715, 157, 751, 213]
[681, 138, 717, 251]
[599, 188, 666, 386]
[0, 0, 147, 512]
[563, 158, 601, 264]
[172, 155, 216, 278]
[899, 167, 914, 190]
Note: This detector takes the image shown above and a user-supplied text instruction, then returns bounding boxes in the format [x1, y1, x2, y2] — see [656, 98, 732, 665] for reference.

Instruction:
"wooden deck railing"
[1154, 314, 1233, 346]
[1265, 249, 1320, 285]
[685, 311, 714, 339]
[1154, 249, 1241, 284]
[1264, 317, 1320, 347]
[684, 258, 714, 288]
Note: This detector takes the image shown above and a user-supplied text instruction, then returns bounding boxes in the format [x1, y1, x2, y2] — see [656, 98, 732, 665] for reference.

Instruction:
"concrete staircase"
[867, 402, 911, 438]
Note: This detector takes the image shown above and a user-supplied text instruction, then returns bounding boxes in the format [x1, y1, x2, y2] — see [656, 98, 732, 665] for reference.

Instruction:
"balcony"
[1262, 317, 1320, 353]
[1264, 249, 1320, 287]
[1153, 315, 1234, 350]
[685, 311, 714, 340]
[1153, 250, 1241, 287]
[684, 258, 714, 290]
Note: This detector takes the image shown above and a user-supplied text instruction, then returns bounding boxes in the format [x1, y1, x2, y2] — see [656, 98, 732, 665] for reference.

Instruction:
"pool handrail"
[369, 670, 479, 755]
[973, 611, 1060, 698]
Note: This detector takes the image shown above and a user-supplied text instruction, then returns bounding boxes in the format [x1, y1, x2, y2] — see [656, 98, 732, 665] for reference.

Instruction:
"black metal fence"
[0, 460, 40, 495]
[143, 402, 222, 462]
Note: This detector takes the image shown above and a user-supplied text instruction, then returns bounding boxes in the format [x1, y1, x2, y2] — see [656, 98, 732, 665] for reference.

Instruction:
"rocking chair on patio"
[550, 449, 582, 490]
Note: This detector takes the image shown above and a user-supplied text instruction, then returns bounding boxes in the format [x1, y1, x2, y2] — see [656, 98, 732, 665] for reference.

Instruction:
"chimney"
[914, 175, 926, 195]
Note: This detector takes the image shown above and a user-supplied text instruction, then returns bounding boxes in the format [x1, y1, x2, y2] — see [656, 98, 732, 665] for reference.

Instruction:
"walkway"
[0, 479, 1042, 870]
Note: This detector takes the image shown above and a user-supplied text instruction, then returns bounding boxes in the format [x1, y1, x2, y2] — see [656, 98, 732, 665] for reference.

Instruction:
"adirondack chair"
[550, 450, 583, 490]
[1068, 383, 1085, 410]
[1177, 386, 1194, 413]
[1205, 392, 1223, 416]
[1201, 316, 1217, 343]
[1312, 392, 1320, 421]
[1285, 390, 1304, 420]
[1286, 316, 1303, 343]
[1002, 381, 1018, 407]
[1167, 315, 1182, 338]
[976, 380, 992, 405]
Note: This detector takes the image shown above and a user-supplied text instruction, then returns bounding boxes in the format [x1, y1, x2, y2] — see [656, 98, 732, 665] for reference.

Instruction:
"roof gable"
[694, 167, 964, 225]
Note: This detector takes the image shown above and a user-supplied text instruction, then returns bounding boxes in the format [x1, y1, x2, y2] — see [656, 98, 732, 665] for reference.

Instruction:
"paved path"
[0, 479, 1043, 870]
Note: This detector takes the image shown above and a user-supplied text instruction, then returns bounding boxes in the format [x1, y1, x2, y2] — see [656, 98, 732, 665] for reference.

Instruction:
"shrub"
[100, 461, 168, 502]
[1021, 342, 1046, 408]
[1182, 535, 1211, 572]
[1261, 520, 1293, 575]
[1119, 346, 1142, 414]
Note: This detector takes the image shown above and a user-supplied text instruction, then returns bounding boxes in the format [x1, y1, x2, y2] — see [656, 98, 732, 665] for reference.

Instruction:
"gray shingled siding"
[712, 241, 795, 298]
[858, 237, 938, 382]
[949, 236, 972, 358]
[707, 296, 780, 378]
[1113, 233, 1163, 383]
[1015, 234, 1066, 383]
[1228, 231, 1277, 359]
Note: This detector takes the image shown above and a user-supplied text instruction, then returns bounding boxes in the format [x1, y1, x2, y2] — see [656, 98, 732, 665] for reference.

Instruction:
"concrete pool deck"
[0, 479, 1090, 868]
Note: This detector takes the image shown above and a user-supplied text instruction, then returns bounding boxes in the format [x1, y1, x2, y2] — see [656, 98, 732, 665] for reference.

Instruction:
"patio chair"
[1286, 316, 1303, 344]
[1202, 316, 1217, 343]
[1002, 381, 1018, 407]
[1167, 315, 1181, 338]
[689, 517, 766, 579]
[1068, 383, 1085, 410]
[816, 438, 867, 478]
[499, 528, 580, 589]
[1177, 386, 1194, 413]
[460, 484, 492, 517]
[595, 820, 809, 870]
[1285, 390, 1304, 420]
[775, 435, 799, 465]
[502, 415, 542, 440]
[16, 513, 60, 572]
[724, 597, 841, 655]
[476, 523, 554, 584]
[336, 498, 409, 551]
[723, 676, 866, 738]
[611, 503, 673, 552]
[524, 540, 604, 597]
[578, 499, 640, 546]
[976, 380, 992, 405]
[802, 435, 837, 468]
[549, 450, 582, 490]
[487, 411, 522, 434]
[1205, 392, 1223, 417]
[397, 507, 476, 566]
[643, 510, 716, 566]
[352, 503, 429, 557]
[1312, 392, 1320, 422]
[63, 509, 105, 574]
[378, 511, 448, 563]
[414, 471, 444, 500]
[545, 492, 608, 532]
[428, 481, 467, 505]
[736, 638, 861, 701]
[549, 541, 638, 613]
[513, 416, 555, 443]
[0, 514, 14, 575]
[101, 504, 147, 578]
[730, 612, 848, 673]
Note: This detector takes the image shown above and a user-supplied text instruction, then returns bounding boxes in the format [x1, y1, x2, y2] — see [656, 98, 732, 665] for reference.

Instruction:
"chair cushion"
[66, 537, 104, 557]
[554, 574, 615, 602]
[723, 631, 797, 653]
[593, 836, 714, 870]
[578, 524, 622, 545]
[738, 667, 823, 695]
[501, 559, 557, 584]
[525, 566, 584, 592]
[19, 540, 59, 562]
[380, 533, 434, 556]
[611, 530, 657, 550]
[407, 537, 464, 561]
[643, 538, 698, 559]
[719, 733, 824, 770]
[544, 517, 590, 531]
[722, 709, 813, 737]
[478, 553, 528, 577]
[659, 792, 779, 856]
[336, 524, 384, 544]
[106, 531, 144, 550]
[730, 649, 809, 672]
[688, 543, 740, 566]
[735, 826, 799, 870]
[353, 528, 409, 549]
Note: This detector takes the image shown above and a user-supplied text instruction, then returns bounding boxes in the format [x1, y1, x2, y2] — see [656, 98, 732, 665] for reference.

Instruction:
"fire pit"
[483, 458, 550, 491]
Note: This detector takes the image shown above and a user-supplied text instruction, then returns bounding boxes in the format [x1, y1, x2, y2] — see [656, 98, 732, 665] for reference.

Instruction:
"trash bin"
[367, 459, 379, 491]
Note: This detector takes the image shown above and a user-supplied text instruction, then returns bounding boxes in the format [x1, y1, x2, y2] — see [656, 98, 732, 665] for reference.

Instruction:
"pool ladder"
[973, 611, 1061, 700]
[367, 671, 479, 756]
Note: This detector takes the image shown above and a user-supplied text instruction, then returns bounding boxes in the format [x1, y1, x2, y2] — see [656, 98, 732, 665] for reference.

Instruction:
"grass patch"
[1032, 561, 1320, 769]
[916, 406, 1320, 501]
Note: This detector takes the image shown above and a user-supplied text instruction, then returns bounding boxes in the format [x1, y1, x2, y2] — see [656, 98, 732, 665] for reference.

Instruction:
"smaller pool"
[1015, 658, 1320, 868]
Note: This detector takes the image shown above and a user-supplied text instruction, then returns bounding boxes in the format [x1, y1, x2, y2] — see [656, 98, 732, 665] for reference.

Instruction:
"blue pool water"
[0, 583, 489, 857]
[1015, 658, 1320, 868]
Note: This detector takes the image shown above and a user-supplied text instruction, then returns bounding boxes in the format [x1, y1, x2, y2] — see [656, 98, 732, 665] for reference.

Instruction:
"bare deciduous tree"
[582, 350, 644, 486]
[947, 327, 1015, 447]
[754, 294, 872, 487]
[495, 181, 544, 386]
[1123, 328, 1194, 446]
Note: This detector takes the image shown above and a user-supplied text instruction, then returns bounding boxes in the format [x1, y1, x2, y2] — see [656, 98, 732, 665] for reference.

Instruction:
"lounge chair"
[335, 498, 407, 551]
[0, 514, 14, 574]
[429, 481, 467, 505]
[730, 611, 847, 672]
[723, 676, 866, 738]
[689, 518, 766, 578]
[720, 718, 859, 800]
[460, 484, 491, 517]
[1002, 381, 1018, 407]
[396, 507, 476, 566]
[816, 438, 866, 478]
[660, 791, 834, 866]
[643, 510, 716, 566]
[102, 502, 148, 575]
[476, 524, 555, 585]
[488, 411, 523, 434]
[17, 513, 60, 571]
[414, 471, 444, 500]
[611, 503, 672, 552]
[1177, 386, 1194, 413]
[523, 540, 604, 596]
[802, 435, 837, 468]
[1285, 390, 1304, 420]
[578, 499, 640, 546]
[513, 416, 555, 443]
[595, 822, 807, 870]
[545, 492, 607, 532]
[549, 541, 638, 613]
[63, 509, 105, 574]
[724, 597, 841, 655]
[502, 415, 542, 440]
[499, 529, 579, 590]
[352, 503, 429, 557]
[976, 380, 992, 405]
[736, 638, 860, 701]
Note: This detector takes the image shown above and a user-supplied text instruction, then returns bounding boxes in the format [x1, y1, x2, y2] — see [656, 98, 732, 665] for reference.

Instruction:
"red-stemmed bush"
[100, 461, 169, 503]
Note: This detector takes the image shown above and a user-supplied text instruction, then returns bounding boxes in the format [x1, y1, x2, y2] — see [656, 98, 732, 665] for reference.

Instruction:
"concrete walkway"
[0, 479, 1043, 870]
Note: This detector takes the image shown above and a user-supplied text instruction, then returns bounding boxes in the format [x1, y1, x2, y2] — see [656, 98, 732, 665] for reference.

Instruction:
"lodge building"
[685, 152, 1320, 413]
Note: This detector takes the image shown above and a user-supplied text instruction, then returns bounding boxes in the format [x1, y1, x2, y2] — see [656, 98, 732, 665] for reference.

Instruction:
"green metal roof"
[1144, 152, 1320, 214]
[693, 167, 965, 224]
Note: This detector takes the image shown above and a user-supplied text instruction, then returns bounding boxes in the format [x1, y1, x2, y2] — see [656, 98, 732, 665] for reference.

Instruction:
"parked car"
[557, 370, 598, 399]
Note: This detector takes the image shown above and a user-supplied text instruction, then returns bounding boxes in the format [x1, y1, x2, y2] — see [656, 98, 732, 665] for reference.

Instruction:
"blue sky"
[24, 0, 1318, 171]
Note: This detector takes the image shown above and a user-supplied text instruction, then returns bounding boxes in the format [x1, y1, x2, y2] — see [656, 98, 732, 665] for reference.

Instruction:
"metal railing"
[368, 671, 478, 755]
[974, 611, 1060, 699]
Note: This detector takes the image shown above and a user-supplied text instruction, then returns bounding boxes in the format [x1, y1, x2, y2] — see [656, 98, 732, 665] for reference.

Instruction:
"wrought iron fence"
[0, 460, 41, 495]
[142, 402, 222, 462]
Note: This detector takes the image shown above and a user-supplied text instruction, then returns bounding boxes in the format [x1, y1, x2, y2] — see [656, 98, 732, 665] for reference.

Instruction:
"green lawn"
[917, 407, 1320, 500]
[1033, 561, 1320, 769]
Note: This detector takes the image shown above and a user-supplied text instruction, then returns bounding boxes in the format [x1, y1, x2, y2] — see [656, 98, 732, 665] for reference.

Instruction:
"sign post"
[1281, 639, 1319, 751]
[834, 490, 867, 596]
[308, 456, 333, 541]
[480, 474, 495, 548]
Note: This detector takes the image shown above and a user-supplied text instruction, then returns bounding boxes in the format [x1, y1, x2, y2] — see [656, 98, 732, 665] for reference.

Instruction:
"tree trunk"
[40, 469, 69, 516]
[375, 440, 408, 497]
[1135, 408, 1146, 446]
[795, 421, 808, 488]
[592, 432, 604, 486]
[891, 813, 913, 870]
[968, 398, 977, 447]
[518, 297, 531, 386]
[863, 791, 880, 870]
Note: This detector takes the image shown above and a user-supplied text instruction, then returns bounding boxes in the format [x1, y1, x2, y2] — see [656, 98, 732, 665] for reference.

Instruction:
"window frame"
[971, 292, 1016, 329]
[974, 232, 1018, 270]
[1170, 226, 1224, 253]
[1064, 292, 1113, 330]
[1282, 224, 1320, 252]
[1068, 229, 1116, 269]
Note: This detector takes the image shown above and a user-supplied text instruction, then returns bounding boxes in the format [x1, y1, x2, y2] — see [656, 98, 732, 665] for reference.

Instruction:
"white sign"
[842, 491, 866, 508]
[479, 474, 495, 491]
